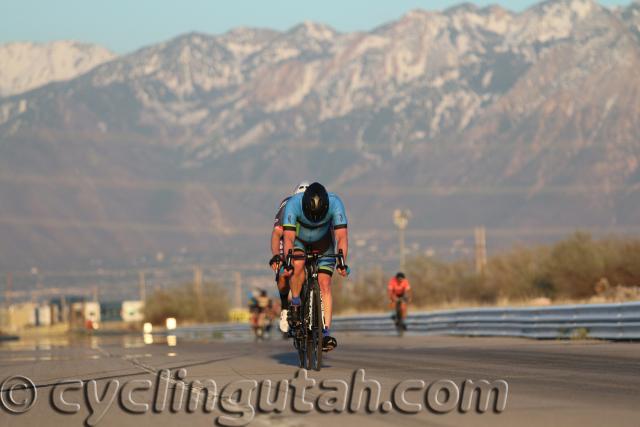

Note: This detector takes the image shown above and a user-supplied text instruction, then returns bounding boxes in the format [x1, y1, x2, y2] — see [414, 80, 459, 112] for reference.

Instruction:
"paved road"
[0, 332, 638, 426]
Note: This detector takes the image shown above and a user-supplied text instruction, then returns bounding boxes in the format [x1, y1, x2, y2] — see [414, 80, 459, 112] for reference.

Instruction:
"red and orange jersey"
[388, 277, 410, 297]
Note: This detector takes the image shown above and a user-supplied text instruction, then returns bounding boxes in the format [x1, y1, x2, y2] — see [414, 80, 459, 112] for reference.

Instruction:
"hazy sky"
[0, 0, 634, 53]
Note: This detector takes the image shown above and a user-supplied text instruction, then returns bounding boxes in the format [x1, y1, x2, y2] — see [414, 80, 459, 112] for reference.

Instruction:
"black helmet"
[395, 272, 405, 279]
[302, 182, 329, 222]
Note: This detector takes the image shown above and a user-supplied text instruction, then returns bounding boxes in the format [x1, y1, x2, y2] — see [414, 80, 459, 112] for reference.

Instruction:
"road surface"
[0, 332, 638, 426]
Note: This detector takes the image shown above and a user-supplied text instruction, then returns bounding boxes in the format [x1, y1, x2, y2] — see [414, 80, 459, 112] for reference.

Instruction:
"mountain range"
[0, 0, 638, 273]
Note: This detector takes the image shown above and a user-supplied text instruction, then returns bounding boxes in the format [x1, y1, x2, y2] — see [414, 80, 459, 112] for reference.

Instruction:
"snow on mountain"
[0, 41, 115, 97]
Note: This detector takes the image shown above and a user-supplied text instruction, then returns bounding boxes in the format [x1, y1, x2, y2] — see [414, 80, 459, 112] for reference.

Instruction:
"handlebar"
[284, 249, 347, 272]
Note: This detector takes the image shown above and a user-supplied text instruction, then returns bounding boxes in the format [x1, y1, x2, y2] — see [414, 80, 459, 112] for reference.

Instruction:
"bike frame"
[285, 248, 345, 370]
[393, 295, 408, 336]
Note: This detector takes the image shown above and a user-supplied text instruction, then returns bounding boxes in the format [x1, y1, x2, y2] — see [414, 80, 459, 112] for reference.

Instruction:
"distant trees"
[144, 281, 229, 325]
[541, 233, 640, 299]
[334, 232, 640, 313]
[333, 269, 388, 313]
[142, 233, 640, 321]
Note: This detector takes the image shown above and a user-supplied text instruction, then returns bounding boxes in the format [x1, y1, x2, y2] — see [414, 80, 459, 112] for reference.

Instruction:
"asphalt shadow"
[270, 351, 333, 369]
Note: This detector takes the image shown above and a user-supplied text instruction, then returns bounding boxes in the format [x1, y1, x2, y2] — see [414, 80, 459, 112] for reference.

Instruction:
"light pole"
[393, 209, 411, 272]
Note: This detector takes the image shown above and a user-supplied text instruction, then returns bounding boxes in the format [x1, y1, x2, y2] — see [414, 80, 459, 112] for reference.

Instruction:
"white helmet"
[293, 180, 310, 195]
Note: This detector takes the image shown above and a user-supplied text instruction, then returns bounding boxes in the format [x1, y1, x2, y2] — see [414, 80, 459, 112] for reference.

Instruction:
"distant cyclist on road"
[269, 181, 310, 333]
[248, 289, 272, 334]
[282, 182, 349, 352]
[388, 272, 412, 329]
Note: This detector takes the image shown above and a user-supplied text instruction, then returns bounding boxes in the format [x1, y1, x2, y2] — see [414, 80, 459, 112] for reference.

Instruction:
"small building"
[121, 300, 144, 323]
[100, 301, 124, 322]
[35, 304, 52, 326]
[0, 307, 9, 330]
[70, 301, 101, 328]
[7, 303, 38, 331]
[50, 296, 86, 324]
[84, 302, 100, 323]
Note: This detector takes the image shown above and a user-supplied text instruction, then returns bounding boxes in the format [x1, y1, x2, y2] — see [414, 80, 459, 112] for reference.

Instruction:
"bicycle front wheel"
[396, 301, 404, 337]
[307, 279, 323, 371]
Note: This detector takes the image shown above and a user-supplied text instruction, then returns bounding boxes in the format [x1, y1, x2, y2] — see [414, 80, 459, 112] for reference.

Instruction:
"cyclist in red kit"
[388, 272, 412, 329]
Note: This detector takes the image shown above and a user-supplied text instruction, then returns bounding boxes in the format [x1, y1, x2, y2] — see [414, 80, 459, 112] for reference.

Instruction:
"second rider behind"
[282, 182, 349, 352]
[269, 181, 309, 333]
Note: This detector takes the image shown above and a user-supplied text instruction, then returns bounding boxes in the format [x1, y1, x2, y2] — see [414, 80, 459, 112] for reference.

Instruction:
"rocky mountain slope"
[0, 0, 638, 271]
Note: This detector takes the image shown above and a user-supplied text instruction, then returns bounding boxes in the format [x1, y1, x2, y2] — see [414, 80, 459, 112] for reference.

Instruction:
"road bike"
[284, 248, 346, 371]
[392, 296, 408, 337]
[250, 310, 266, 340]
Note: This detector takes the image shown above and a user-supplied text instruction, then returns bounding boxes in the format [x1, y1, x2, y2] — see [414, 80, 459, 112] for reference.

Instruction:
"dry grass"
[333, 232, 640, 315]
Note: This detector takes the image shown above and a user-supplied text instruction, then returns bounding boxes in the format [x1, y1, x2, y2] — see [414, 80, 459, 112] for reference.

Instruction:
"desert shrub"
[332, 269, 388, 313]
[405, 257, 473, 306]
[542, 232, 606, 299]
[596, 237, 640, 288]
[484, 245, 550, 300]
[144, 281, 229, 325]
[294, 233, 640, 314]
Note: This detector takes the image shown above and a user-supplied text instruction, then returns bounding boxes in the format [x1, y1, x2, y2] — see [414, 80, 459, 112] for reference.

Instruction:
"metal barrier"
[167, 322, 248, 339]
[331, 302, 640, 340]
[167, 302, 640, 340]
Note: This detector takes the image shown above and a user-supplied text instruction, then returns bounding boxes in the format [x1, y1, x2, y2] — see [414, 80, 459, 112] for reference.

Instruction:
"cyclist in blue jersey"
[282, 182, 349, 351]
[269, 181, 309, 333]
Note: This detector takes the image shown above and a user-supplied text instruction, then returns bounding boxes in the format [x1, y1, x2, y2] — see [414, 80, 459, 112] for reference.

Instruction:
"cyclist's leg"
[314, 233, 336, 325]
[316, 236, 337, 350]
[250, 308, 258, 328]
[318, 271, 337, 351]
[390, 296, 397, 319]
[289, 238, 306, 300]
[276, 267, 290, 309]
[276, 266, 291, 332]
[288, 238, 307, 324]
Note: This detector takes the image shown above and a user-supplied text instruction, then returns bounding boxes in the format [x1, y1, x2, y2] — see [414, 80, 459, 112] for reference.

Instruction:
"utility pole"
[193, 266, 203, 298]
[138, 271, 146, 301]
[393, 209, 411, 272]
[61, 295, 68, 324]
[193, 265, 205, 316]
[193, 266, 205, 319]
[234, 272, 242, 309]
[474, 226, 487, 275]
[31, 268, 42, 304]
[5, 273, 12, 306]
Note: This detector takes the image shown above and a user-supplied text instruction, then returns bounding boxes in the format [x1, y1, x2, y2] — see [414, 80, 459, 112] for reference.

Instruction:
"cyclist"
[247, 290, 260, 328]
[269, 181, 310, 333]
[248, 289, 272, 334]
[282, 182, 349, 352]
[388, 272, 412, 329]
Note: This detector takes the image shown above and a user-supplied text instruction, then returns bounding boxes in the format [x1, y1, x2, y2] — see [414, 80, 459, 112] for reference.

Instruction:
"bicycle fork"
[308, 283, 326, 332]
